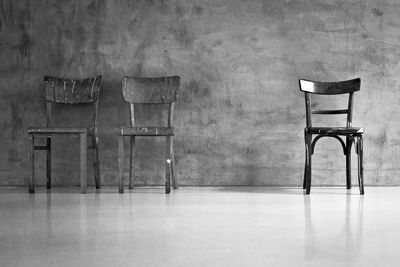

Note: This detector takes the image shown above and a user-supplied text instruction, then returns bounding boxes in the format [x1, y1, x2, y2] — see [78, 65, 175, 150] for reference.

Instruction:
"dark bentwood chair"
[118, 76, 179, 194]
[299, 78, 364, 195]
[27, 75, 102, 194]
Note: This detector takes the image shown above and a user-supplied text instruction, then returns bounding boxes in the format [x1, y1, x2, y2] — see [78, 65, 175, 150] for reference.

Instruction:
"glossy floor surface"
[0, 187, 399, 267]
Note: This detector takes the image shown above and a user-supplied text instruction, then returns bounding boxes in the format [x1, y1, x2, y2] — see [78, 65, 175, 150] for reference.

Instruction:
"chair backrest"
[122, 76, 179, 104]
[121, 76, 180, 127]
[44, 75, 102, 104]
[299, 78, 361, 128]
[44, 75, 102, 128]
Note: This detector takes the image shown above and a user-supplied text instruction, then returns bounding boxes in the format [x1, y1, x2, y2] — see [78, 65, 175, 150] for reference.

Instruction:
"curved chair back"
[44, 75, 102, 104]
[299, 78, 360, 95]
[299, 78, 361, 128]
[122, 76, 180, 104]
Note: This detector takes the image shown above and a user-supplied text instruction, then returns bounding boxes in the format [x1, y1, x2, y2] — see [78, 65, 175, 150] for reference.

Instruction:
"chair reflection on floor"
[303, 194, 364, 262]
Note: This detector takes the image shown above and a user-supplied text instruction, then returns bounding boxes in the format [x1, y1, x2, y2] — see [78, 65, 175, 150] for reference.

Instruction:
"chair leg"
[303, 130, 308, 190]
[129, 136, 135, 190]
[304, 133, 312, 195]
[118, 135, 124, 194]
[80, 133, 87, 194]
[346, 137, 352, 189]
[171, 161, 177, 189]
[357, 135, 364, 195]
[303, 148, 307, 190]
[165, 136, 171, 194]
[29, 135, 35, 193]
[170, 136, 178, 190]
[92, 135, 101, 189]
[46, 137, 51, 189]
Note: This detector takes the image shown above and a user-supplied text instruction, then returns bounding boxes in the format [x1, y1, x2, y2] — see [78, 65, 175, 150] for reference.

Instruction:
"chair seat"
[27, 127, 89, 134]
[120, 126, 174, 136]
[308, 127, 363, 135]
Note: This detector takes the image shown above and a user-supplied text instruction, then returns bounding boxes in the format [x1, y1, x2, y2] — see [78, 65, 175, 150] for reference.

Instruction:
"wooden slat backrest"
[122, 76, 180, 104]
[44, 75, 102, 104]
[299, 78, 361, 128]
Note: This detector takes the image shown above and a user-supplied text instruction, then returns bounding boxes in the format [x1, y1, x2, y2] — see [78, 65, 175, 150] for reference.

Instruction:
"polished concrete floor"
[0, 186, 399, 267]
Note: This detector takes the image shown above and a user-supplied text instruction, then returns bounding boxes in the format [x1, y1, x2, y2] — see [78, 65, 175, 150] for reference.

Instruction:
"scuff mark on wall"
[171, 22, 195, 48]
[191, 4, 203, 16]
[181, 79, 211, 104]
[8, 148, 19, 163]
[132, 41, 147, 76]
[372, 8, 383, 17]
[88, 0, 105, 69]
[362, 46, 386, 66]
[10, 102, 23, 141]
[17, 32, 32, 58]
[0, 0, 14, 31]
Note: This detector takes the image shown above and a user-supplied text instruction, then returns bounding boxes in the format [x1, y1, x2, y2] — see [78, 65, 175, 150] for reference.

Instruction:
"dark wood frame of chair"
[27, 75, 102, 194]
[299, 78, 364, 195]
[118, 76, 180, 194]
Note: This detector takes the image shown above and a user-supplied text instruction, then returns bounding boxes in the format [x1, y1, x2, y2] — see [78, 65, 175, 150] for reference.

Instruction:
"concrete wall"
[0, 0, 399, 187]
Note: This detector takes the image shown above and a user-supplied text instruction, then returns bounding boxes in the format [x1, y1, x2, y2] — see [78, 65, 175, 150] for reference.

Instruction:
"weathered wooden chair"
[118, 76, 180, 194]
[299, 78, 364, 195]
[27, 75, 102, 194]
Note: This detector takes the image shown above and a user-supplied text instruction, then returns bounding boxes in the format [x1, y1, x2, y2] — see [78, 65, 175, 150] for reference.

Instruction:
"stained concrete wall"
[0, 0, 399, 187]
